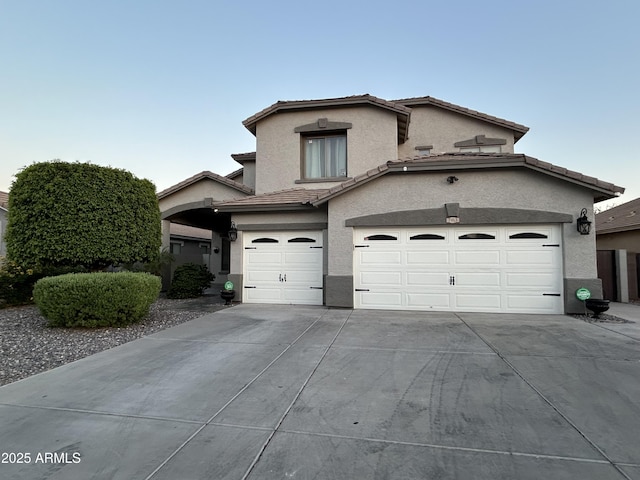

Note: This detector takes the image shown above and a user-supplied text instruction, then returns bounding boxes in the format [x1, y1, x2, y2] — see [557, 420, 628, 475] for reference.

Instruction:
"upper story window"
[303, 133, 347, 179]
[295, 118, 352, 181]
[455, 134, 506, 153]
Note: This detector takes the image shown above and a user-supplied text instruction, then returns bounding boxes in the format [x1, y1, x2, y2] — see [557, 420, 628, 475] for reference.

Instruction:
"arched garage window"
[364, 234, 397, 241]
[458, 233, 495, 240]
[410, 234, 445, 240]
[252, 237, 279, 243]
[509, 232, 548, 239]
[288, 237, 316, 243]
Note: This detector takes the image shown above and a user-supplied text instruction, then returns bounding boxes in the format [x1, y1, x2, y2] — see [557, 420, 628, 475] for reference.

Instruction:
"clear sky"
[1, 0, 638, 206]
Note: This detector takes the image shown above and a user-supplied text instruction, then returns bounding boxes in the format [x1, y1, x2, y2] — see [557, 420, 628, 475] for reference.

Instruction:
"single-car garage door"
[243, 231, 323, 305]
[354, 225, 563, 314]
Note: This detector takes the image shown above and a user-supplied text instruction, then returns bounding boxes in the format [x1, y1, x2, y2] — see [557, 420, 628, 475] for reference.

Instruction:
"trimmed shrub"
[167, 263, 214, 299]
[33, 272, 161, 328]
[6, 161, 161, 270]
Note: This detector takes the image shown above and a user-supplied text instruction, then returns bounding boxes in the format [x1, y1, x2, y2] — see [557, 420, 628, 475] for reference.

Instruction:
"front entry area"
[353, 225, 564, 314]
[243, 231, 324, 305]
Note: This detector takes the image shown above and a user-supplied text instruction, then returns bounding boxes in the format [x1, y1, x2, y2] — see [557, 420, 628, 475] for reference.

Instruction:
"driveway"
[1, 305, 639, 479]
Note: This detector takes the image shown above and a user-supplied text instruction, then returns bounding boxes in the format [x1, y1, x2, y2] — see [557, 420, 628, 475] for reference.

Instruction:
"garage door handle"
[310, 286, 323, 289]
[354, 245, 369, 248]
[355, 288, 370, 292]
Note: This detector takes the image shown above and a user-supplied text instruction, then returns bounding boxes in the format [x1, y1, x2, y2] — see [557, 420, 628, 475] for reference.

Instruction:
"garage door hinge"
[355, 288, 370, 292]
[310, 286, 323, 289]
[244, 286, 257, 289]
[354, 245, 369, 248]
[542, 244, 560, 247]
[244, 247, 257, 250]
[310, 246, 323, 249]
[543, 293, 561, 296]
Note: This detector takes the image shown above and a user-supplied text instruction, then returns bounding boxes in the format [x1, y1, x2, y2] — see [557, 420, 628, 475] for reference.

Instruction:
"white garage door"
[243, 231, 323, 305]
[354, 226, 563, 314]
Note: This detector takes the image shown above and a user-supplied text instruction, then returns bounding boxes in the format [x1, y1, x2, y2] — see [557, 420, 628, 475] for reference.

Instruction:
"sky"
[1, 0, 638, 207]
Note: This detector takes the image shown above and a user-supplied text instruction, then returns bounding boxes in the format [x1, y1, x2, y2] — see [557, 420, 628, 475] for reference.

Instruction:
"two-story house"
[158, 94, 624, 314]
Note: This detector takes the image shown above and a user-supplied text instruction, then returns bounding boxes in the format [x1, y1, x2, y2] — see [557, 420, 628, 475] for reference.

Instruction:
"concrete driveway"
[1, 305, 639, 480]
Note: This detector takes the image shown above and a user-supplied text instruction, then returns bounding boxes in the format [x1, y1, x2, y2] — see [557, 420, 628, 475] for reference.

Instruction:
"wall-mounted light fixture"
[228, 221, 238, 242]
[576, 208, 592, 235]
[447, 176, 459, 184]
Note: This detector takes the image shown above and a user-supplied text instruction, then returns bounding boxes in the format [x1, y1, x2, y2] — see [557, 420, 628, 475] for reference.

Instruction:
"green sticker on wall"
[576, 288, 591, 301]
[224, 281, 234, 290]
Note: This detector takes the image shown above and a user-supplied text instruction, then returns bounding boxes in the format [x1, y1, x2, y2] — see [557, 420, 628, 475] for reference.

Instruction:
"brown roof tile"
[313, 153, 623, 205]
[157, 171, 254, 199]
[596, 197, 640, 234]
[215, 188, 330, 211]
[242, 94, 411, 143]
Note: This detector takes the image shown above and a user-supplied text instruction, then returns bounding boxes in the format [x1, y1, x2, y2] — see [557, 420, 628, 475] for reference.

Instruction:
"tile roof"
[242, 94, 411, 143]
[230, 152, 256, 164]
[392, 96, 529, 141]
[226, 167, 243, 180]
[215, 188, 330, 211]
[0, 191, 8, 209]
[169, 223, 212, 240]
[596, 197, 640, 234]
[157, 171, 254, 199]
[312, 153, 624, 205]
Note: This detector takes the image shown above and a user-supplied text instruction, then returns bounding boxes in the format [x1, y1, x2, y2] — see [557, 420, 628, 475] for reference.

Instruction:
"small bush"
[167, 263, 214, 299]
[33, 272, 161, 327]
[0, 257, 86, 308]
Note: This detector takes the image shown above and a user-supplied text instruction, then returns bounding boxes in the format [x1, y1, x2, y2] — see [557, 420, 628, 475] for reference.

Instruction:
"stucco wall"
[158, 178, 248, 213]
[241, 162, 256, 190]
[398, 106, 516, 157]
[254, 107, 399, 194]
[327, 168, 597, 281]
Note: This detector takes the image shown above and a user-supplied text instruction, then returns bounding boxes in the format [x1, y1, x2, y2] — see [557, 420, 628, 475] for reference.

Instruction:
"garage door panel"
[406, 251, 450, 265]
[245, 270, 281, 283]
[284, 251, 321, 265]
[359, 251, 402, 265]
[244, 288, 283, 303]
[455, 293, 502, 309]
[358, 292, 403, 308]
[507, 294, 561, 312]
[455, 250, 501, 266]
[406, 272, 449, 287]
[506, 250, 556, 266]
[406, 293, 451, 309]
[360, 271, 402, 286]
[455, 272, 501, 287]
[506, 272, 559, 288]
[245, 252, 282, 264]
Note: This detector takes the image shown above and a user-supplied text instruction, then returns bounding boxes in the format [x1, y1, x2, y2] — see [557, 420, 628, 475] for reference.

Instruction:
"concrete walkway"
[1, 305, 639, 479]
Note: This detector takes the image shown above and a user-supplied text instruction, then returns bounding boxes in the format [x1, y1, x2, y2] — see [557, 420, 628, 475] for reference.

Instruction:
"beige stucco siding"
[398, 106, 516, 157]
[158, 179, 248, 212]
[255, 107, 398, 194]
[327, 169, 596, 278]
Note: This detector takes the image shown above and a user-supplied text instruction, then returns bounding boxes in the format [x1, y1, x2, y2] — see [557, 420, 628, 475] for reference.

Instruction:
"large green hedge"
[33, 272, 161, 328]
[6, 161, 161, 270]
[167, 263, 214, 299]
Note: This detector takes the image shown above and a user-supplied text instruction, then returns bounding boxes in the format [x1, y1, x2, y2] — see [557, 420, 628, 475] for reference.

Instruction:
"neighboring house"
[158, 94, 624, 314]
[168, 223, 214, 277]
[0, 191, 8, 257]
[595, 198, 640, 301]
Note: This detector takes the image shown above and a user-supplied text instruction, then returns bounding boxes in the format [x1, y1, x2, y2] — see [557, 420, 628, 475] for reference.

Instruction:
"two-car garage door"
[353, 225, 564, 314]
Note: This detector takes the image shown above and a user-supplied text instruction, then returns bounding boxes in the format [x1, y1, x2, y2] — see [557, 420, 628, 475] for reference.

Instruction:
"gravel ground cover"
[0, 297, 228, 387]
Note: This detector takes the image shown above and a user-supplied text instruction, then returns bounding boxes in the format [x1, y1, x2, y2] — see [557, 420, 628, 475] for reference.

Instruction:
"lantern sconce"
[576, 208, 592, 235]
[228, 221, 238, 242]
